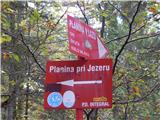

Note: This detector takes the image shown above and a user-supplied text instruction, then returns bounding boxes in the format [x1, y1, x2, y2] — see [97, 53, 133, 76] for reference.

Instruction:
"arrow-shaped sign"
[97, 36, 108, 58]
[57, 80, 102, 87]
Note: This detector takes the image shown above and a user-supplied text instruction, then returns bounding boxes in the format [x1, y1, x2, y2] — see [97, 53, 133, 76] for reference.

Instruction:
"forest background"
[1, 0, 160, 120]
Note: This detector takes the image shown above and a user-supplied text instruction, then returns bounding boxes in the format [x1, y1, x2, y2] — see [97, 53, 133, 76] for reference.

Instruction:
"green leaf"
[47, 36, 54, 41]
[101, 12, 108, 17]
[11, 53, 20, 62]
[10, 80, 16, 85]
[139, 79, 145, 84]
[33, 10, 40, 20]
[30, 10, 40, 24]
[0, 35, 12, 44]
[40, 45, 48, 56]
[1, 14, 10, 28]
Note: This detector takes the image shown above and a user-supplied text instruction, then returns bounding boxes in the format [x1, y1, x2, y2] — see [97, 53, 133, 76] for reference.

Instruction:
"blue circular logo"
[47, 92, 62, 108]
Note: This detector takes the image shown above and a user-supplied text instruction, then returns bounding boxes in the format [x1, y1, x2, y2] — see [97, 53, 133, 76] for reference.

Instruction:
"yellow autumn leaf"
[148, 7, 157, 14]
[6, 8, 14, 14]
[3, 52, 10, 60]
[19, 20, 26, 27]
[0, 35, 11, 44]
[135, 92, 141, 97]
[37, 106, 43, 111]
[19, 20, 27, 31]
[132, 86, 141, 97]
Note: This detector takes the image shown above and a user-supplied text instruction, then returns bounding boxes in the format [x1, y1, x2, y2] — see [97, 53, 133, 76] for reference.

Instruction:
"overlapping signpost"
[44, 15, 112, 120]
[67, 15, 109, 59]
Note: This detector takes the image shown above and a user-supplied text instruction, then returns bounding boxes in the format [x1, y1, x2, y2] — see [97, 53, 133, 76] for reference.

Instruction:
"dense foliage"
[1, 1, 160, 120]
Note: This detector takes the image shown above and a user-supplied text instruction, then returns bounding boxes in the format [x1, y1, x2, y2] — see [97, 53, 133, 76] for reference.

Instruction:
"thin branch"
[33, 30, 50, 53]
[77, 1, 89, 24]
[98, 3, 105, 38]
[1, 94, 11, 97]
[101, 16, 105, 38]
[128, 32, 160, 44]
[83, 109, 94, 120]
[108, 1, 130, 23]
[1, 28, 46, 73]
[113, 1, 142, 74]
[106, 24, 145, 44]
[113, 64, 159, 92]
[124, 77, 130, 120]
[55, 8, 68, 26]
[47, 8, 69, 36]
[106, 11, 159, 44]
[124, 103, 129, 120]
[33, 8, 68, 53]
[113, 83, 160, 105]
[1, 90, 44, 97]
[45, 39, 67, 44]
[20, 33, 46, 73]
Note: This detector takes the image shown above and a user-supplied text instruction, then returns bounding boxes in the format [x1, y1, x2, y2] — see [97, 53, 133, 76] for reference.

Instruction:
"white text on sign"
[49, 65, 110, 73]
[81, 102, 110, 108]
[68, 19, 96, 40]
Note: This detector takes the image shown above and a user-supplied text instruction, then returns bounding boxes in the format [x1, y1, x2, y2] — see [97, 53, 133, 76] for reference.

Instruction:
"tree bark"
[7, 2, 17, 119]
[90, 109, 98, 120]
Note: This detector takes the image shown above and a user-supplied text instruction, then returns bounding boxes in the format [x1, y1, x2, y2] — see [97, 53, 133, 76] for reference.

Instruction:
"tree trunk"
[90, 109, 98, 120]
[7, 93, 16, 120]
[7, 4, 17, 118]
[7, 65, 17, 120]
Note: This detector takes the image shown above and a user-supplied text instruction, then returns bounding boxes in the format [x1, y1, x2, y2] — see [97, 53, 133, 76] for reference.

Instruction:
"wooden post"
[76, 56, 84, 120]
[76, 109, 83, 120]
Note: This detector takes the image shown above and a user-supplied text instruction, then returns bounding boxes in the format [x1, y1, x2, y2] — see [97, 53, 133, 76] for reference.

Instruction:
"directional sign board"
[67, 15, 109, 59]
[44, 59, 112, 109]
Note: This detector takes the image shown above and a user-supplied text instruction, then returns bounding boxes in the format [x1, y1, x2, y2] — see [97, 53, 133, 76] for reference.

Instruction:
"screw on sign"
[44, 59, 112, 110]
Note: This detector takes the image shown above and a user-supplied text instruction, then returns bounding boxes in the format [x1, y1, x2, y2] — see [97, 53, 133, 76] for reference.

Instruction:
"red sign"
[67, 15, 108, 59]
[44, 59, 112, 109]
